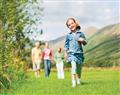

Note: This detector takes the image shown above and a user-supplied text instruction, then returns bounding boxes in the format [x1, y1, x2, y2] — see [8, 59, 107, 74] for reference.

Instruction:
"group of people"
[31, 41, 64, 79]
[31, 17, 87, 87]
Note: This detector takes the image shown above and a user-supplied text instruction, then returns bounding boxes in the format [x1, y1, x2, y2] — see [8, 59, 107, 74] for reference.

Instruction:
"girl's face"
[57, 48, 61, 52]
[67, 19, 77, 32]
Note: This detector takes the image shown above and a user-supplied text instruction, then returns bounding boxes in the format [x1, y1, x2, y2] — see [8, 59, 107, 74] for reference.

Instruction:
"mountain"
[49, 35, 66, 51]
[81, 26, 98, 39]
[84, 23, 120, 67]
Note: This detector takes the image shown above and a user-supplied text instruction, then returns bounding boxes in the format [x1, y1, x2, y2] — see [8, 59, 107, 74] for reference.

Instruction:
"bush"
[84, 57, 118, 67]
[0, 73, 11, 90]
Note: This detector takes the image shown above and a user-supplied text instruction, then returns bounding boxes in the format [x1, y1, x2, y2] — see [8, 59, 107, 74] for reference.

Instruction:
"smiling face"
[66, 18, 77, 32]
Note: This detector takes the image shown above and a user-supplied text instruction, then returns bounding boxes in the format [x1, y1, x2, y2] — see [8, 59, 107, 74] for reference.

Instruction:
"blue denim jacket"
[64, 29, 86, 53]
[64, 29, 87, 64]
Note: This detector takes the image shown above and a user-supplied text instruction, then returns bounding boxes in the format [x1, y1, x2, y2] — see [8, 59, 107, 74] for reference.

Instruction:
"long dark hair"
[66, 18, 81, 30]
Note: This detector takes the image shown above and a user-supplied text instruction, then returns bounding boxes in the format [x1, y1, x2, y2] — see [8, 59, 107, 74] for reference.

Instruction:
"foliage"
[0, 0, 43, 90]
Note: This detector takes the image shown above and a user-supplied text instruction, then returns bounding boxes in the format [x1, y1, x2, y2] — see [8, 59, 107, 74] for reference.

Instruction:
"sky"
[36, 0, 119, 41]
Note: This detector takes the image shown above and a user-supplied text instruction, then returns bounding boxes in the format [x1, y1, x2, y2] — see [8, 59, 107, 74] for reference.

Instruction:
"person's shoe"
[77, 80, 80, 85]
[72, 83, 76, 88]
[72, 80, 76, 88]
[77, 79, 81, 85]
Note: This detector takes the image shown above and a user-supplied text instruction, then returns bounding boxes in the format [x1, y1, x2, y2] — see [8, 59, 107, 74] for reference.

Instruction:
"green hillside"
[84, 23, 120, 67]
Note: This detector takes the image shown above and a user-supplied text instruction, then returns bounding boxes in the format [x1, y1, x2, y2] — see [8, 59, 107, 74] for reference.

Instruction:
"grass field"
[1, 68, 120, 95]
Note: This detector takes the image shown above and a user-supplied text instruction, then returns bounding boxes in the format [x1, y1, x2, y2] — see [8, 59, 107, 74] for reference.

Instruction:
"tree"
[0, 0, 43, 90]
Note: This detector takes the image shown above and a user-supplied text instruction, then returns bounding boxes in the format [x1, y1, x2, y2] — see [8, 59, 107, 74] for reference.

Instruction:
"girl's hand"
[78, 37, 84, 42]
[78, 37, 87, 45]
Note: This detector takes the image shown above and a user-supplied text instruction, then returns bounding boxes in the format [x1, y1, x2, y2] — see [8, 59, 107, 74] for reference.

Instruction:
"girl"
[54, 47, 64, 79]
[64, 18, 87, 87]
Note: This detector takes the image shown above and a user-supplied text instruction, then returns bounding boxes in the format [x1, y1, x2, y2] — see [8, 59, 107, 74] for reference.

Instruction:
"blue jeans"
[44, 60, 51, 77]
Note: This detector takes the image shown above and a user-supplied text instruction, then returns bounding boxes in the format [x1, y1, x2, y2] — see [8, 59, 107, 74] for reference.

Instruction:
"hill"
[81, 26, 98, 39]
[84, 23, 120, 67]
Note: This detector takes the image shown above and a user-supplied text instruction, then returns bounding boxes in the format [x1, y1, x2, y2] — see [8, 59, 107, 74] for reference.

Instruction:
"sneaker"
[77, 79, 81, 85]
[77, 80, 80, 85]
[72, 80, 76, 87]
[72, 83, 76, 88]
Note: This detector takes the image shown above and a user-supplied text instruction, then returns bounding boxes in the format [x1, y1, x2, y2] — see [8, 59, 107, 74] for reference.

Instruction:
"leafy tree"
[0, 0, 43, 90]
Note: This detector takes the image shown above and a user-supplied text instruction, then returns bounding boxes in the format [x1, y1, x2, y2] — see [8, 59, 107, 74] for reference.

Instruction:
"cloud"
[37, 0, 120, 40]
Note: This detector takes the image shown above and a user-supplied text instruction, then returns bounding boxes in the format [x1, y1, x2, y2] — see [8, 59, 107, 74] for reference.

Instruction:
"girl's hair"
[58, 47, 61, 52]
[66, 18, 81, 30]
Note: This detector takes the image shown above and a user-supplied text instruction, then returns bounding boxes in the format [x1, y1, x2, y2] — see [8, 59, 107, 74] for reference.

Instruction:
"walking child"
[54, 47, 64, 79]
[64, 18, 87, 87]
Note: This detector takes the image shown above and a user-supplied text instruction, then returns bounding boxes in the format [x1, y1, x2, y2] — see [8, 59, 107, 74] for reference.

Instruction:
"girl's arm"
[64, 35, 69, 51]
[64, 35, 69, 60]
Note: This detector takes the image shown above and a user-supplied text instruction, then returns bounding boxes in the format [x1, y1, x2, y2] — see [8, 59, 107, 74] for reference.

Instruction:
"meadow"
[1, 68, 119, 95]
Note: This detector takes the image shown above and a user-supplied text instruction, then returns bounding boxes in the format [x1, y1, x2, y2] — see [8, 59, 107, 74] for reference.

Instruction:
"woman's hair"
[66, 18, 81, 30]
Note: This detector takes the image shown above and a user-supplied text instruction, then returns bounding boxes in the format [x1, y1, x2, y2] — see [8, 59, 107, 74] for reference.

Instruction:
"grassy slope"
[1, 69, 119, 95]
[84, 23, 120, 66]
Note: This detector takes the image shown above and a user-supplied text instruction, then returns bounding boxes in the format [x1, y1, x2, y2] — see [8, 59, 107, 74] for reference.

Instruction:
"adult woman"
[42, 42, 53, 77]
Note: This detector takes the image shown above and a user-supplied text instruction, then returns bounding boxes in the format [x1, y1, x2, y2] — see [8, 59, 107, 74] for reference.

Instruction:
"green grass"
[1, 68, 119, 95]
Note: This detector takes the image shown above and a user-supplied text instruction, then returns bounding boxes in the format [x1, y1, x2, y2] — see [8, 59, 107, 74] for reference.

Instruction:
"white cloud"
[34, 0, 119, 41]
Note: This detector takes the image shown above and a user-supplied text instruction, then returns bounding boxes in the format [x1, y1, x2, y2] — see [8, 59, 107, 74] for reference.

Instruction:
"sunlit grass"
[1, 68, 119, 95]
